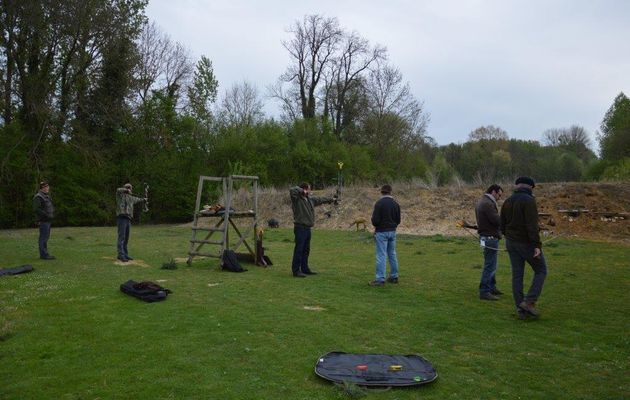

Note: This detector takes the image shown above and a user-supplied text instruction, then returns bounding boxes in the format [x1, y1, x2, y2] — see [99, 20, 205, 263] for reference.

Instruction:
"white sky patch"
[146, 0, 630, 148]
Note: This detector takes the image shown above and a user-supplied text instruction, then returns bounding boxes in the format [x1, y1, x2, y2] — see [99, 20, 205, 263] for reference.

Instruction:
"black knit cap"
[515, 176, 535, 188]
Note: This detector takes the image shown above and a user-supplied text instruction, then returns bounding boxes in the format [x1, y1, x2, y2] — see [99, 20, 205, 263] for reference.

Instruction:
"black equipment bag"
[315, 352, 437, 387]
[221, 249, 247, 272]
[0, 264, 34, 277]
[120, 280, 172, 302]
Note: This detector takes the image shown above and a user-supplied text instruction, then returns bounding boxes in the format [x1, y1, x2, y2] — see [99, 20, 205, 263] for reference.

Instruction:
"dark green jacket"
[289, 186, 334, 228]
[500, 188, 541, 248]
[33, 191, 54, 222]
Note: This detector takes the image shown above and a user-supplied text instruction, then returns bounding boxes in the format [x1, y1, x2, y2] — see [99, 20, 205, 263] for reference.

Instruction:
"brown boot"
[518, 301, 540, 317]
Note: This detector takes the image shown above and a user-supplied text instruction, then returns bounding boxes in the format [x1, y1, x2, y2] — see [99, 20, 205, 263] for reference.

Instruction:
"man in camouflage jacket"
[116, 183, 146, 262]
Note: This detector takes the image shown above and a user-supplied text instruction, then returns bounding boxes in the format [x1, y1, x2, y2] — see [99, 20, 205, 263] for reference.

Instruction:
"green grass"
[0, 226, 628, 399]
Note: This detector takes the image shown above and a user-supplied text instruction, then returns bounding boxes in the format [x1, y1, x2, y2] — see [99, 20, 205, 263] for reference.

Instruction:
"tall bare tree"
[278, 14, 342, 119]
[134, 21, 192, 108]
[543, 125, 594, 162]
[324, 32, 386, 138]
[351, 62, 430, 157]
[218, 80, 264, 127]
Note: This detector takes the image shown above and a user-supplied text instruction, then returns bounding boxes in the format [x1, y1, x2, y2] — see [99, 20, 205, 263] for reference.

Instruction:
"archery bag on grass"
[0, 264, 34, 277]
[221, 249, 247, 272]
[120, 280, 172, 302]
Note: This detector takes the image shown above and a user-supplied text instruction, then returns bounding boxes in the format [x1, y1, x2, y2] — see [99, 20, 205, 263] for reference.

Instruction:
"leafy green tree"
[600, 157, 630, 180]
[187, 55, 218, 129]
[468, 125, 509, 141]
[429, 153, 455, 186]
[599, 92, 630, 162]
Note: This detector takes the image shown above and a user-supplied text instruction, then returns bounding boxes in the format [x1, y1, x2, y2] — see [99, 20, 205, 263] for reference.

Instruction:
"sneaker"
[368, 280, 385, 287]
[491, 288, 503, 295]
[126, 256, 134, 261]
[386, 276, 398, 284]
[117, 256, 129, 262]
[518, 301, 540, 317]
[480, 293, 500, 301]
[303, 270, 317, 275]
[293, 272, 307, 278]
[40, 255, 56, 260]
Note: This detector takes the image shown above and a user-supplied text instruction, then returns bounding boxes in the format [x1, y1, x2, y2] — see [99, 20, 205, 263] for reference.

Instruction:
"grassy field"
[0, 225, 628, 399]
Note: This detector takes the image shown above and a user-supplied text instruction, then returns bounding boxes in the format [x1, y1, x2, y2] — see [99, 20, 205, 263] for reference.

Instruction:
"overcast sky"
[145, 0, 630, 147]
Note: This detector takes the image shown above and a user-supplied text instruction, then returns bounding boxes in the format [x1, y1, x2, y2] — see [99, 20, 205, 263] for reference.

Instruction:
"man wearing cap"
[33, 181, 55, 260]
[289, 182, 337, 277]
[500, 177, 547, 319]
[116, 183, 146, 262]
[369, 184, 401, 287]
[476, 184, 504, 300]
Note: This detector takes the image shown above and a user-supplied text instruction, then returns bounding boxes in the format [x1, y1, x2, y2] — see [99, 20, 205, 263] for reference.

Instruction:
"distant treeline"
[1, 2, 629, 228]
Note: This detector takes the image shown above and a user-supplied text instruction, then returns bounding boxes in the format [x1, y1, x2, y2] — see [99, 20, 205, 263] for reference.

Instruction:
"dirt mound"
[256, 182, 630, 244]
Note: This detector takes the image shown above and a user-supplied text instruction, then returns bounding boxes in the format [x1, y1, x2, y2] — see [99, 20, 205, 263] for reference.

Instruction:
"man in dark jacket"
[289, 183, 336, 277]
[369, 184, 401, 286]
[475, 184, 503, 300]
[500, 176, 547, 319]
[33, 181, 55, 260]
[116, 183, 146, 262]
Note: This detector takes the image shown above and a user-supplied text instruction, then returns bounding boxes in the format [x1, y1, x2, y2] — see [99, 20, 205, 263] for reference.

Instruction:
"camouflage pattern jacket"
[116, 188, 145, 219]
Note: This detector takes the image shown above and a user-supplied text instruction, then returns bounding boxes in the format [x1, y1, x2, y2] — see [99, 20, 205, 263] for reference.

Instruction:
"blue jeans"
[117, 216, 131, 258]
[38, 222, 51, 258]
[292, 225, 312, 274]
[479, 237, 499, 295]
[506, 239, 547, 308]
[374, 231, 399, 282]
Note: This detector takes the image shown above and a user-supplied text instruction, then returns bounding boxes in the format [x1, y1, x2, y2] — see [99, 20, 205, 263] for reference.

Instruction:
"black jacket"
[475, 194, 501, 238]
[500, 188, 541, 248]
[371, 196, 401, 232]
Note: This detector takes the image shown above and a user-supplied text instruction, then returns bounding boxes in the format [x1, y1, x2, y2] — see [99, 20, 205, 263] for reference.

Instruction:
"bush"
[600, 157, 630, 181]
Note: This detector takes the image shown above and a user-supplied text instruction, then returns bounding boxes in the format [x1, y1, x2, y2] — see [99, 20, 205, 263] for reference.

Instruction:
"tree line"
[1, 2, 629, 228]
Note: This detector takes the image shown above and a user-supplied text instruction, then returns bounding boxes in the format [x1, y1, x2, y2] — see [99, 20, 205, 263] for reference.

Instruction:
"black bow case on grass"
[315, 352, 438, 387]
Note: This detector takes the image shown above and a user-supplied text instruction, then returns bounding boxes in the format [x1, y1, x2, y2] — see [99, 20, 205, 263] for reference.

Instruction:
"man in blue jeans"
[369, 184, 401, 287]
[475, 184, 504, 300]
[500, 176, 547, 319]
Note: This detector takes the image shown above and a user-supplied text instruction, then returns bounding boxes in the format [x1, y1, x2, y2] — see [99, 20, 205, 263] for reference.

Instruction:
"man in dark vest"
[289, 183, 336, 277]
[475, 184, 504, 300]
[116, 183, 146, 262]
[500, 176, 547, 319]
[33, 181, 55, 260]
